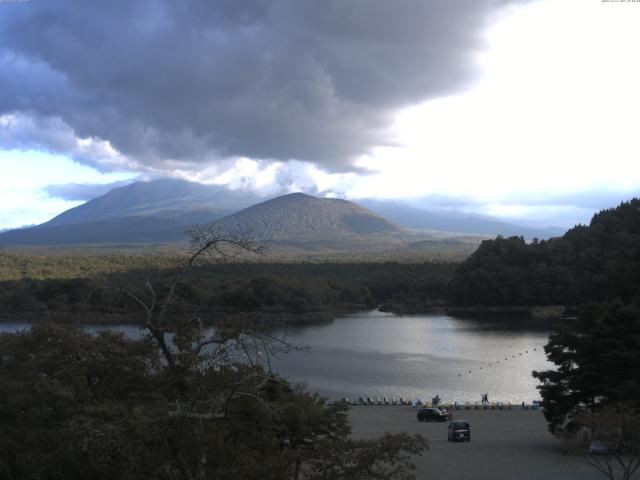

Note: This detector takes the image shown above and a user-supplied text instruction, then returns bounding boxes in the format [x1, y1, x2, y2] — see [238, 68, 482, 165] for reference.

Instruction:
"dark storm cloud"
[0, 0, 522, 171]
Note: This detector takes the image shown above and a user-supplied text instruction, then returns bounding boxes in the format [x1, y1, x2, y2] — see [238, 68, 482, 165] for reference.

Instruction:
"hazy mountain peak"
[0, 180, 568, 247]
[358, 199, 565, 240]
[41, 179, 262, 228]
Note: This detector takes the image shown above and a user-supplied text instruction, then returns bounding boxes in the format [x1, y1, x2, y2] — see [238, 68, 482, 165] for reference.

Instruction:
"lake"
[0, 310, 553, 403]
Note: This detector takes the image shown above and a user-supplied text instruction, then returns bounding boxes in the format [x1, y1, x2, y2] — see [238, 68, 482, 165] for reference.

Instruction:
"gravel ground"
[348, 406, 603, 480]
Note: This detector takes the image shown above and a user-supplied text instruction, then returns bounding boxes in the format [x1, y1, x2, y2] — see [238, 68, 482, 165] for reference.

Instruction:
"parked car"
[588, 440, 608, 454]
[448, 420, 471, 442]
[417, 408, 447, 422]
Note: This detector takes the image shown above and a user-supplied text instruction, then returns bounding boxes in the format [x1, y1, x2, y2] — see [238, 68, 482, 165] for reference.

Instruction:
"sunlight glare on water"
[268, 310, 552, 403]
[0, 310, 553, 403]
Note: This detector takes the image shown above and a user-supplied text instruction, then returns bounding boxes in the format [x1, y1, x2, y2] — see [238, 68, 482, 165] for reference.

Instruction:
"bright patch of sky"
[0, 150, 137, 229]
[342, 0, 640, 219]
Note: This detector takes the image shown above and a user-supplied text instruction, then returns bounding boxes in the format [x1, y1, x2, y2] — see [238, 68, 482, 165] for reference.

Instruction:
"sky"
[1, 0, 639, 230]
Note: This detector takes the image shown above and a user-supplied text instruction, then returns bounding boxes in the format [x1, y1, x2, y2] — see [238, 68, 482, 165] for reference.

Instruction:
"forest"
[0, 257, 455, 324]
[448, 199, 640, 307]
[2, 199, 640, 324]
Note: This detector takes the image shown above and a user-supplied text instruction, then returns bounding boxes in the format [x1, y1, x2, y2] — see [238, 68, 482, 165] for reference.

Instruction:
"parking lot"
[348, 407, 603, 480]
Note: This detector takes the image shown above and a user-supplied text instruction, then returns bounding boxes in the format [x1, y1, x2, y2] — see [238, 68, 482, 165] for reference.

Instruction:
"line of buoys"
[350, 397, 415, 405]
[454, 344, 545, 378]
[342, 398, 544, 410]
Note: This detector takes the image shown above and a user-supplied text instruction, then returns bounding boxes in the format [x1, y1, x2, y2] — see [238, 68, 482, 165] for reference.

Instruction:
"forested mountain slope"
[213, 193, 400, 239]
[448, 198, 640, 305]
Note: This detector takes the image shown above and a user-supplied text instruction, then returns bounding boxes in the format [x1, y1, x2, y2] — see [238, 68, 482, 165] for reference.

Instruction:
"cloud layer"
[0, 0, 517, 172]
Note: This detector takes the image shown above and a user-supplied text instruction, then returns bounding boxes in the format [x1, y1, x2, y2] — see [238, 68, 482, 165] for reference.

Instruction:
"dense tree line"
[0, 262, 455, 322]
[0, 250, 184, 281]
[448, 199, 640, 306]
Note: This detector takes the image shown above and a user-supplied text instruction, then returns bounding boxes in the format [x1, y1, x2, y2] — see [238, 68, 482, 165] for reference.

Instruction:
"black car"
[448, 420, 471, 442]
[417, 408, 447, 422]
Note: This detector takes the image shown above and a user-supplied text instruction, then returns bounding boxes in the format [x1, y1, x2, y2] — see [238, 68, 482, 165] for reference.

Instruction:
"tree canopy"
[448, 199, 640, 306]
[0, 227, 427, 479]
[533, 300, 640, 433]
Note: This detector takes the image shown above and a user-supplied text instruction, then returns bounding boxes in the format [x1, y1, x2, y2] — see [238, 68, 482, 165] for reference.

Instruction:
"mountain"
[0, 188, 403, 247]
[41, 179, 261, 228]
[0, 179, 561, 250]
[0, 179, 267, 246]
[214, 193, 400, 239]
[359, 199, 565, 239]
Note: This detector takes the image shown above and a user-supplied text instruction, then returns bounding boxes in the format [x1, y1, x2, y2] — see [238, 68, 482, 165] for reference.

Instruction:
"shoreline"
[0, 303, 577, 326]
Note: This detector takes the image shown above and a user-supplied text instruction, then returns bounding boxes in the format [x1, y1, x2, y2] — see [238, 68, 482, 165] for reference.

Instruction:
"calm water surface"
[0, 310, 552, 403]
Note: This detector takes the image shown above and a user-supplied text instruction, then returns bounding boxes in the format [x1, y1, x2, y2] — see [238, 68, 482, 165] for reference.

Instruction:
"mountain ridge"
[41, 179, 260, 228]
[0, 179, 564, 247]
[213, 192, 400, 239]
[359, 199, 564, 239]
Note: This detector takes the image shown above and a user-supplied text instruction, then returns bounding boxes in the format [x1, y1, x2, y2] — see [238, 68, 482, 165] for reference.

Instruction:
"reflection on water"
[0, 321, 148, 340]
[268, 310, 552, 402]
[0, 310, 553, 402]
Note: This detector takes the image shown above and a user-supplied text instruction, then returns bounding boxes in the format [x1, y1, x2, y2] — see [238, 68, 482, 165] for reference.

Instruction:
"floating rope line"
[454, 343, 546, 377]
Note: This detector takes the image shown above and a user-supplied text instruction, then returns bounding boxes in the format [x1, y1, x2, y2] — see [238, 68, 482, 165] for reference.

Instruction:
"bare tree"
[87, 225, 426, 480]
[578, 406, 640, 480]
[111, 226, 264, 366]
[98, 227, 301, 415]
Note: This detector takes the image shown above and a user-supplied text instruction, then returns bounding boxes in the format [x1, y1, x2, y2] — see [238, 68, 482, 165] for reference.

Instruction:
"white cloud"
[340, 0, 640, 206]
[150, 0, 639, 218]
